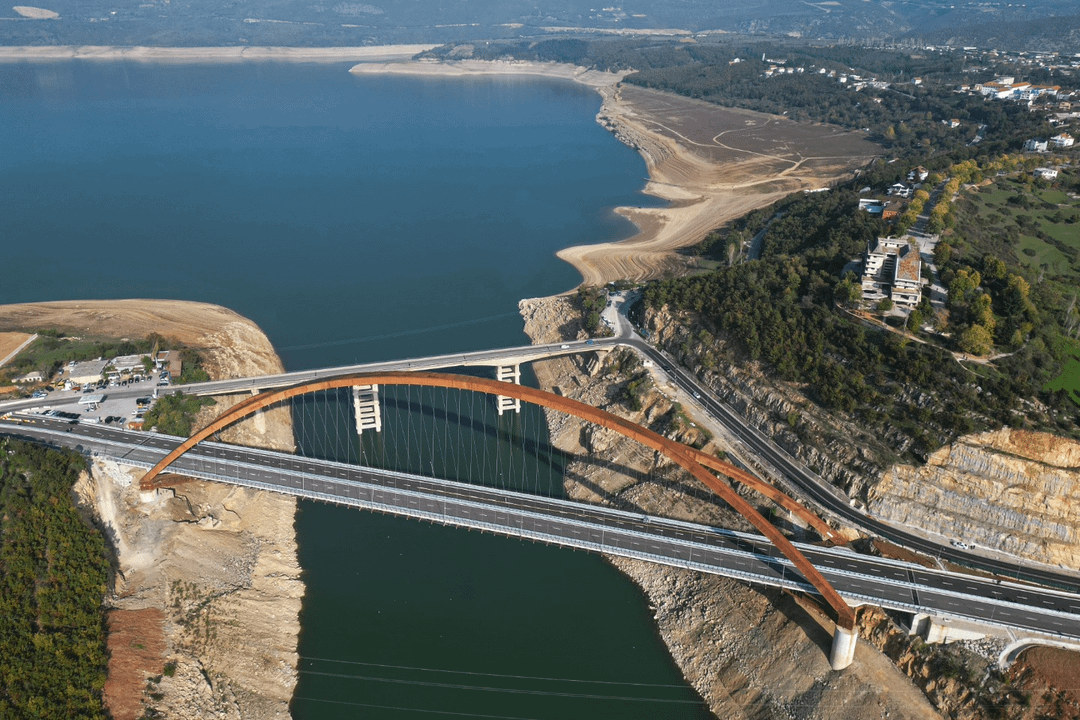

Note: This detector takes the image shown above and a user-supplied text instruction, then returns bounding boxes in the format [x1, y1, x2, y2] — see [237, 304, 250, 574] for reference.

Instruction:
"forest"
[643, 155, 1079, 457]
[0, 440, 109, 719]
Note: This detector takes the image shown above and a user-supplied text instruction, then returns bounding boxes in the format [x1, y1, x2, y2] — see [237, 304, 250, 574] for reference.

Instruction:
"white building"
[1034, 167, 1059, 180]
[1051, 132, 1075, 147]
[1024, 138, 1049, 152]
[67, 359, 108, 386]
[861, 237, 922, 308]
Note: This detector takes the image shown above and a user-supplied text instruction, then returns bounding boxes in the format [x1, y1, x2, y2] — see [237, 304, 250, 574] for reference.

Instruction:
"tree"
[958, 324, 994, 356]
[835, 274, 862, 307]
[876, 298, 894, 313]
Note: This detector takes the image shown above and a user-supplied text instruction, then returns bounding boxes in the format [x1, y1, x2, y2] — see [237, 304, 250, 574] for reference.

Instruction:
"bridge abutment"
[830, 626, 857, 670]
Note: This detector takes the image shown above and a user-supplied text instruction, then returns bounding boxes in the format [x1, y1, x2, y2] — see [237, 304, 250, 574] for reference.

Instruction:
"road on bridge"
[5, 416, 1080, 646]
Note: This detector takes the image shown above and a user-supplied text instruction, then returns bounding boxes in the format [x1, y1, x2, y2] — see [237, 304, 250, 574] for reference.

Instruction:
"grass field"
[1045, 341, 1080, 404]
[964, 175, 1080, 283]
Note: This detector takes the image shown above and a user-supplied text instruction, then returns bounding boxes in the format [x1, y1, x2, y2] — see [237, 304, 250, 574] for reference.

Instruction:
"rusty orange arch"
[140, 371, 854, 630]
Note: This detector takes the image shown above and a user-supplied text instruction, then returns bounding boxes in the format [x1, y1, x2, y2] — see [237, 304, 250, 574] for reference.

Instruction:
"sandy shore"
[0, 44, 436, 62]
[349, 57, 627, 88]
[351, 59, 865, 288]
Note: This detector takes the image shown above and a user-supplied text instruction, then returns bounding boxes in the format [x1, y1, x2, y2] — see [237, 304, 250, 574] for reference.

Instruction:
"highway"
[0, 338, 622, 414]
[622, 336, 1080, 594]
[4, 416, 1080, 644]
[3, 293, 1078, 595]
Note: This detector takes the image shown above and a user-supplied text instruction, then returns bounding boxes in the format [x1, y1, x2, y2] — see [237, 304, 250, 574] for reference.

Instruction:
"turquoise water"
[0, 62, 710, 718]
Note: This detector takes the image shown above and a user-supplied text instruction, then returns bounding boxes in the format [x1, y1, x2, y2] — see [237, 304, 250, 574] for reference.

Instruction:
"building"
[155, 350, 183, 379]
[1051, 132, 1075, 148]
[861, 236, 922, 308]
[1035, 167, 1059, 180]
[109, 353, 151, 374]
[907, 166, 929, 182]
[1024, 138, 1049, 152]
[67, 359, 109, 386]
[887, 183, 912, 198]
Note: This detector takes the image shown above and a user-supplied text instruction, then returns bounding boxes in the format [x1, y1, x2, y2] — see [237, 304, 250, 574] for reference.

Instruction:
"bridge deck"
[7, 419, 1080, 645]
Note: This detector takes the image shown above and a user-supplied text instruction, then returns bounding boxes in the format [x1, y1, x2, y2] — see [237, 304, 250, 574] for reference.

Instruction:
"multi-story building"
[861, 236, 922, 308]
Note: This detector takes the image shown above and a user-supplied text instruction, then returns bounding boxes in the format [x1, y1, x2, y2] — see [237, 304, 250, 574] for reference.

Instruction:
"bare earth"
[351, 59, 879, 287]
[0, 331, 34, 367]
[12, 5, 59, 18]
[564, 83, 879, 286]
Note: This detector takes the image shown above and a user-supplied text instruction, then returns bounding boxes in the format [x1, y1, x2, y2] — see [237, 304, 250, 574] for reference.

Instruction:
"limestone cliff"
[642, 304, 894, 506]
[869, 429, 1080, 570]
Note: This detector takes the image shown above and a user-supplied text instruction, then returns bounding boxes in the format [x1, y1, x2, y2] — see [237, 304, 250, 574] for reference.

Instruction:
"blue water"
[0, 61, 709, 719]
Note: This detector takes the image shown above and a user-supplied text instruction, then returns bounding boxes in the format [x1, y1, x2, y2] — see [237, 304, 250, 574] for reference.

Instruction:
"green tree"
[958, 324, 994, 356]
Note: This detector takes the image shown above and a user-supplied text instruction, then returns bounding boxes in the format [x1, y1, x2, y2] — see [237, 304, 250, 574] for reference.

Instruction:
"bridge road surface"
[5, 418, 1080, 645]
[5, 325, 1080, 595]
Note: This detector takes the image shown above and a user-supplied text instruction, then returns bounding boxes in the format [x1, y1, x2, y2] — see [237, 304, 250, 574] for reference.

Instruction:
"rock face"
[40, 301, 304, 720]
[520, 295, 944, 720]
[643, 304, 895, 504]
[869, 429, 1080, 570]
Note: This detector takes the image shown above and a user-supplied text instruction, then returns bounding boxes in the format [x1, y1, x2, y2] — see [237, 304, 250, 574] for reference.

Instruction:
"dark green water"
[0, 61, 711, 718]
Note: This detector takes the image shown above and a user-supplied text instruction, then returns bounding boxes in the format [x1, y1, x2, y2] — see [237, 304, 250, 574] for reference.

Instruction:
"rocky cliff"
[520, 295, 945, 720]
[869, 428, 1080, 570]
[643, 304, 894, 505]
[0, 301, 304, 720]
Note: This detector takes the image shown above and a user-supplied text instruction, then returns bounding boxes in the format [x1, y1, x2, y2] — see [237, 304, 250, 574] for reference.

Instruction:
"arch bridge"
[141, 372, 863, 668]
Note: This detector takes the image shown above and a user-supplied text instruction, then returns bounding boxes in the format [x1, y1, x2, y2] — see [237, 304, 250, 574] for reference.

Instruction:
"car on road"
[560, 344, 569, 349]
[950, 540, 971, 550]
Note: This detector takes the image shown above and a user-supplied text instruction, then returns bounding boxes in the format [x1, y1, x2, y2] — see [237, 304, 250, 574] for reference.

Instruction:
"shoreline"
[0, 44, 436, 62]
[350, 58, 826, 288]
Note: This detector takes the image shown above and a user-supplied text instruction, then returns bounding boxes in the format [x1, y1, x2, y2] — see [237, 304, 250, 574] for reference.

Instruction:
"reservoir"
[0, 61, 710, 718]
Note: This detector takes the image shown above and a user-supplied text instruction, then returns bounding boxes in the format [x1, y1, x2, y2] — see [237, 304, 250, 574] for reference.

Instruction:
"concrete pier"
[352, 384, 383, 433]
[830, 626, 857, 670]
[495, 364, 521, 415]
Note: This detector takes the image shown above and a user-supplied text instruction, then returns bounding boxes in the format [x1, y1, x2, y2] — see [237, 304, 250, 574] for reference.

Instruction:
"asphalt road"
[3, 296, 1078, 596]
[622, 334, 1080, 594]
[5, 417, 1079, 643]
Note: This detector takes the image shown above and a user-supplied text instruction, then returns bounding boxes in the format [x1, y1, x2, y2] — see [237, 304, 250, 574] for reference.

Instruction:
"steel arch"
[139, 371, 855, 630]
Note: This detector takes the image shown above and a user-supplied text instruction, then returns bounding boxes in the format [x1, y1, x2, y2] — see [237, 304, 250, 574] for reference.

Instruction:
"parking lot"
[24, 370, 172, 428]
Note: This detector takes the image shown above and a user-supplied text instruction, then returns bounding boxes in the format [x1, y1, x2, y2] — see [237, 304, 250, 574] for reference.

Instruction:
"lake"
[0, 60, 710, 718]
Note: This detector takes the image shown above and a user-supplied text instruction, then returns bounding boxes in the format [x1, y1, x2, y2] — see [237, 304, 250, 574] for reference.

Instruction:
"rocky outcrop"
[869, 429, 1080, 570]
[643, 304, 893, 504]
[520, 294, 945, 720]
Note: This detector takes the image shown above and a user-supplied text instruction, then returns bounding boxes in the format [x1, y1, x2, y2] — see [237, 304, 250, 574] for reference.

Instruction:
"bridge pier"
[830, 626, 857, 670]
[495, 364, 521, 415]
[352, 384, 382, 434]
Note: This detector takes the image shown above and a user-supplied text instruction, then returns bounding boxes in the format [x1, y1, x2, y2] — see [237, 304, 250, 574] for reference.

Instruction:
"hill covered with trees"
[0, 439, 109, 719]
